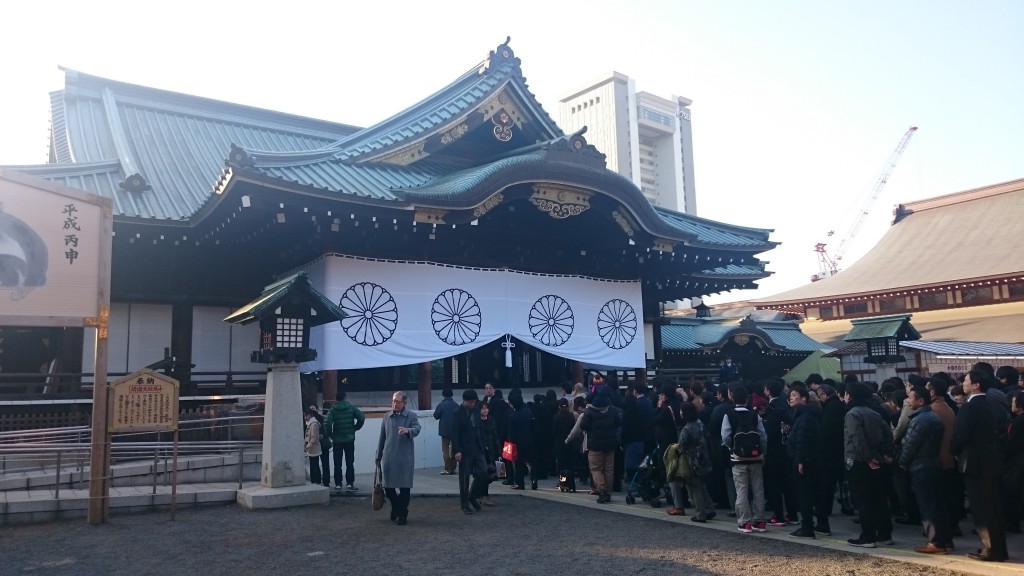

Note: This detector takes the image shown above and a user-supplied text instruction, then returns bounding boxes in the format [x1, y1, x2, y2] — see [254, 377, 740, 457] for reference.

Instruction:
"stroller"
[625, 447, 665, 507]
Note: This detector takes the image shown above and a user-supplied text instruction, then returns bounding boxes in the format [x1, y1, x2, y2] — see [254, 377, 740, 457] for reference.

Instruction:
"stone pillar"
[260, 364, 304, 488]
[237, 363, 328, 509]
[418, 361, 432, 410]
[873, 363, 899, 382]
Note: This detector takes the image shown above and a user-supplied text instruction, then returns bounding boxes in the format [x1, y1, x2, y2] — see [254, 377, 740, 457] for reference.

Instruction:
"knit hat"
[591, 385, 611, 408]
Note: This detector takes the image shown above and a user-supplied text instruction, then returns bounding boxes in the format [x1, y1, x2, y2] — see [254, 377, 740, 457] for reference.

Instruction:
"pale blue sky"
[3, 1, 1021, 301]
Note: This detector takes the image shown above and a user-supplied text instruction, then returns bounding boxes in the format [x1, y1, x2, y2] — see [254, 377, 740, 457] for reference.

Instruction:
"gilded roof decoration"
[374, 142, 428, 166]
[612, 211, 635, 237]
[440, 123, 470, 145]
[472, 192, 504, 218]
[530, 185, 591, 219]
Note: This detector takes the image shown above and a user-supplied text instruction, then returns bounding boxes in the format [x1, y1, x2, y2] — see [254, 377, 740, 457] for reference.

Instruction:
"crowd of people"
[302, 363, 1023, 563]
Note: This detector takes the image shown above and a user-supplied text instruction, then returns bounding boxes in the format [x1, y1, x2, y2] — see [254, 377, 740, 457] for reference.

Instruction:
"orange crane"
[812, 126, 918, 282]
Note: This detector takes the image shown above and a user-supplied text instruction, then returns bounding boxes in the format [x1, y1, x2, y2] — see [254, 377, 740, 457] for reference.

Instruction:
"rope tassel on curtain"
[502, 334, 515, 368]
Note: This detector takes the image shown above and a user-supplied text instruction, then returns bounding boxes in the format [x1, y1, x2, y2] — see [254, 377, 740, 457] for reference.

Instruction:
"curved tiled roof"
[332, 41, 562, 162]
[655, 207, 776, 250]
[5, 41, 777, 299]
[33, 68, 362, 221]
[693, 264, 775, 279]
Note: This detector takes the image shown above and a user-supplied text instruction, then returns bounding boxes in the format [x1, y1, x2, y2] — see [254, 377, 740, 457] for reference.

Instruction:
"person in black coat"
[951, 370, 1008, 562]
[506, 390, 536, 490]
[763, 379, 797, 526]
[817, 384, 848, 522]
[531, 393, 555, 479]
[621, 382, 655, 483]
[1003, 391, 1024, 533]
[475, 401, 499, 506]
[552, 398, 578, 491]
[787, 385, 823, 538]
[452, 389, 487, 514]
[707, 385, 736, 510]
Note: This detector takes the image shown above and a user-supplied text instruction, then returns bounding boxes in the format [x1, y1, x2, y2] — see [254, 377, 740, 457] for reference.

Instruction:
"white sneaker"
[346, 483, 356, 492]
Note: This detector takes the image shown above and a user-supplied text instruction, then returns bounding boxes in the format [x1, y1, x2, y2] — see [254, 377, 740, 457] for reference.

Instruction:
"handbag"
[371, 463, 385, 511]
[502, 440, 519, 462]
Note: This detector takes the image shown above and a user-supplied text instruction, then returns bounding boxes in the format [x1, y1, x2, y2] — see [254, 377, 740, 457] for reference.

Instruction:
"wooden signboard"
[109, 369, 179, 432]
[0, 169, 113, 524]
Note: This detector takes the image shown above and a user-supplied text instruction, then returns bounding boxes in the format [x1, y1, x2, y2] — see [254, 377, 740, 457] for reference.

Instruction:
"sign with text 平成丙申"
[0, 169, 111, 323]
[109, 369, 179, 432]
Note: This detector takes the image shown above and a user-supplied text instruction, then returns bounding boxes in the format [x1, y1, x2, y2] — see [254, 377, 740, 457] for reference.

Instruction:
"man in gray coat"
[376, 391, 421, 525]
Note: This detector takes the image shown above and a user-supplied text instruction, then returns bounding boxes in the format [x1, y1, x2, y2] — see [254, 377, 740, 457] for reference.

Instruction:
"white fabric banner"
[300, 255, 645, 371]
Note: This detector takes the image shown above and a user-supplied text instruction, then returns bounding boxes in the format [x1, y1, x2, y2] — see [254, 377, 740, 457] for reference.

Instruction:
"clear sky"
[3, 1, 1022, 303]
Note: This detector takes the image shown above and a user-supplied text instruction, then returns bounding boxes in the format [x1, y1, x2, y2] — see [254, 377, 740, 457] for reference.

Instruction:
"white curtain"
[300, 255, 646, 371]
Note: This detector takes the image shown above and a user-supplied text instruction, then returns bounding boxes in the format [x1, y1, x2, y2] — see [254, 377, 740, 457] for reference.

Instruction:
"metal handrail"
[0, 414, 265, 481]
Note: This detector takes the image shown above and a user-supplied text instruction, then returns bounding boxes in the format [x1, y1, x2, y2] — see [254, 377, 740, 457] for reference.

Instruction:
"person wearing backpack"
[721, 384, 768, 534]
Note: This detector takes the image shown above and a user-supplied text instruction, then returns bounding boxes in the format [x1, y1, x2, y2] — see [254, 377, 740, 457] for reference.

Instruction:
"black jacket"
[951, 394, 1001, 477]
[898, 406, 943, 472]
[653, 404, 680, 447]
[622, 394, 654, 445]
[581, 406, 622, 452]
[819, 395, 847, 468]
[764, 396, 791, 458]
[786, 402, 822, 465]
[477, 414, 499, 463]
[451, 405, 485, 460]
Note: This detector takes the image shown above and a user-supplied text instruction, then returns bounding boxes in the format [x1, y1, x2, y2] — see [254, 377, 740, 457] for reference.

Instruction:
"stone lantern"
[843, 314, 921, 381]
[225, 271, 344, 509]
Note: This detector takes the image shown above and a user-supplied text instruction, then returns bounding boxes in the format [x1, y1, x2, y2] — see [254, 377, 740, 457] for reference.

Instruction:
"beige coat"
[305, 418, 322, 458]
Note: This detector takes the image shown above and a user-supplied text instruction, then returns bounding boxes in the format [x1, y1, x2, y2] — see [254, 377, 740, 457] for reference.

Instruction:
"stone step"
[0, 453, 263, 492]
[0, 482, 255, 525]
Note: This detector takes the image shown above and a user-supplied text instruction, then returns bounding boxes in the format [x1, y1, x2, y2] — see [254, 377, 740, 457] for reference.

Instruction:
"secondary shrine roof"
[754, 178, 1024, 308]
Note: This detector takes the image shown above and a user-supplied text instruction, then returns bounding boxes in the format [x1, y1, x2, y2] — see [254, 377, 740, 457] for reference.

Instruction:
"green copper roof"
[844, 314, 922, 342]
[661, 318, 830, 352]
[224, 272, 344, 327]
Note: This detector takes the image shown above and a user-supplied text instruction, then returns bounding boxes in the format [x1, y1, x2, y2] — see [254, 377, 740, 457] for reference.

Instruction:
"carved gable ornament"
[530, 185, 591, 219]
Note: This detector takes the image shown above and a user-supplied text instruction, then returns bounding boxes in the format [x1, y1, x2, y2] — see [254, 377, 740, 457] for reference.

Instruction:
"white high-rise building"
[559, 72, 697, 214]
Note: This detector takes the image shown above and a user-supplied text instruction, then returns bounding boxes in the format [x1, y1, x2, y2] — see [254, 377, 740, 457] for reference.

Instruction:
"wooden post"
[418, 362, 432, 410]
[636, 367, 647, 384]
[322, 370, 338, 406]
[572, 361, 584, 385]
[87, 203, 113, 524]
[170, 429, 178, 521]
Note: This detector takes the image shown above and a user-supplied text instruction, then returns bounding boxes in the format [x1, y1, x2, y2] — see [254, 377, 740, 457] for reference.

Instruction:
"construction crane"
[812, 126, 918, 282]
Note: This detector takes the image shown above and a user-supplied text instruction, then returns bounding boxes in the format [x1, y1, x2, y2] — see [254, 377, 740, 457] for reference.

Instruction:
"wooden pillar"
[322, 370, 338, 406]
[170, 301, 194, 395]
[418, 361, 432, 410]
[636, 367, 647, 384]
[572, 361, 584, 384]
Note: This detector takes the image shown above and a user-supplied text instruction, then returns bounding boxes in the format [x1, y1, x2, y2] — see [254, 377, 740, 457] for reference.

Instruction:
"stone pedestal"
[872, 363, 899, 382]
[237, 363, 328, 509]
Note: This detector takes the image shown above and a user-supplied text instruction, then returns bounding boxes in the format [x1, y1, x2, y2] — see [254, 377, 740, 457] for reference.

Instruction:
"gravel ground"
[2, 495, 968, 576]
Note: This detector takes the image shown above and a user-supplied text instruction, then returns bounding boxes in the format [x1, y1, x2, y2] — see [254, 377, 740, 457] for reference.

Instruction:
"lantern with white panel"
[225, 272, 345, 509]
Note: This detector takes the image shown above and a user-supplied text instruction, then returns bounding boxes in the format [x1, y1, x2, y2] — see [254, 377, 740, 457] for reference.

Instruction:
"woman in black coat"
[506, 391, 537, 490]
[552, 398, 578, 491]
